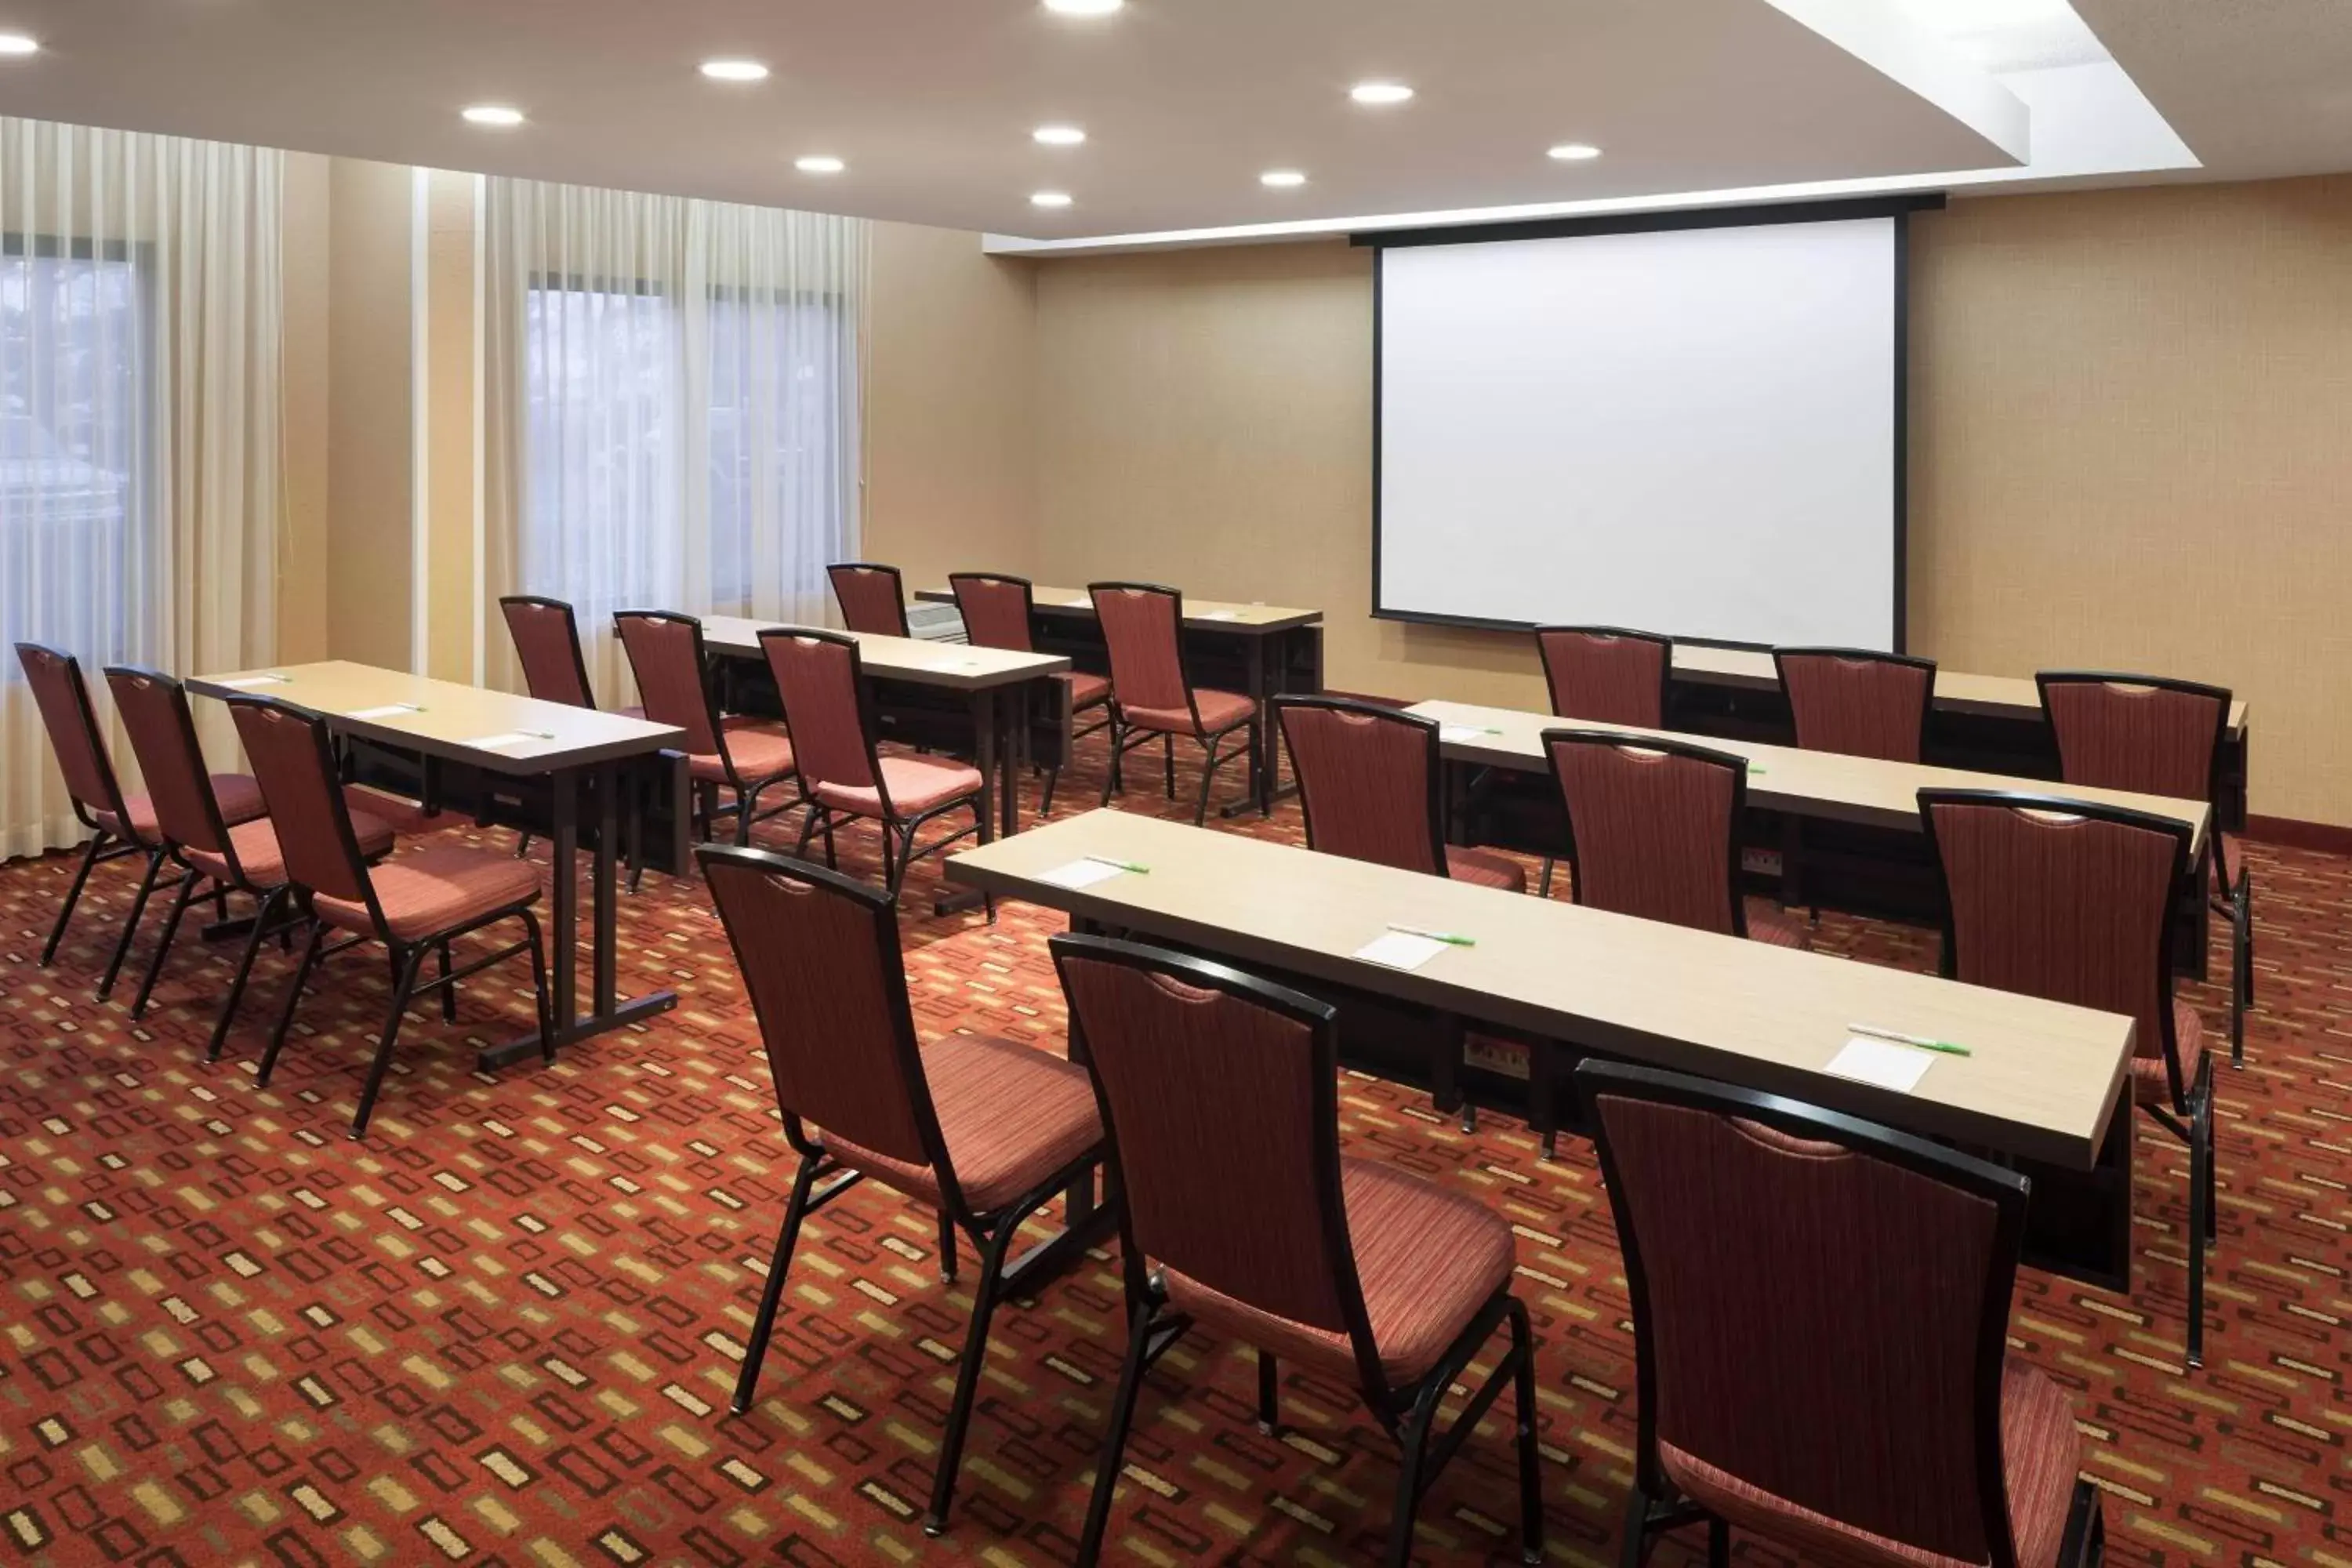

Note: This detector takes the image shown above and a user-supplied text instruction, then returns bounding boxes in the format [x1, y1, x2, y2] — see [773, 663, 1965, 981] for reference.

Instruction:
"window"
[0, 238, 151, 667]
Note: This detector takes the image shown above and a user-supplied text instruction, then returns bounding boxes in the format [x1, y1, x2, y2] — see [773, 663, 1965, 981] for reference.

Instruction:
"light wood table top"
[1671, 644, 2251, 735]
[917, 584, 1323, 636]
[947, 811, 2132, 1169]
[697, 617, 1069, 691]
[1409, 698, 2211, 855]
[189, 661, 684, 775]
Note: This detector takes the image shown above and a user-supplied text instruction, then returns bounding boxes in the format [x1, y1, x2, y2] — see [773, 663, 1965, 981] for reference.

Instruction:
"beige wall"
[1018, 177, 2352, 825]
[323, 157, 417, 672]
[279, 152, 332, 665]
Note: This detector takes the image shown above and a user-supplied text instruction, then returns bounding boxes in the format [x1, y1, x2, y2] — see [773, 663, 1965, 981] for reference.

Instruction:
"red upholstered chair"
[1052, 934, 1542, 1568]
[228, 697, 552, 1138]
[1577, 1060, 2104, 1568]
[1920, 789, 2214, 1366]
[1276, 697, 1523, 891]
[613, 611, 803, 852]
[104, 666, 401, 1046]
[828, 561, 912, 637]
[14, 641, 265, 996]
[1536, 626, 1673, 726]
[949, 571, 1111, 818]
[1773, 648, 1936, 763]
[702, 845, 1105, 1537]
[1089, 582, 1260, 825]
[2039, 671, 2250, 1065]
[500, 594, 647, 873]
[759, 628, 988, 906]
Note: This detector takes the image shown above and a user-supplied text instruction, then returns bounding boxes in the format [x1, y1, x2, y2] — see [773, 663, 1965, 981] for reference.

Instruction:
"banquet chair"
[1090, 582, 1260, 825]
[949, 571, 1110, 818]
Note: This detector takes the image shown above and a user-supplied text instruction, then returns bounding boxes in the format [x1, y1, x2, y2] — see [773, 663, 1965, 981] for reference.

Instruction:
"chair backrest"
[1774, 648, 1936, 764]
[1535, 626, 1672, 728]
[701, 844, 956, 1196]
[500, 596, 596, 709]
[828, 562, 911, 638]
[612, 611, 724, 758]
[1051, 934, 1386, 1392]
[1545, 730, 1749, 937]
[227, 698, 379, 913]
[1090, 582, 1195, 720]
[1274, 697, 1446, 878]
[14, 641, 129, 829]
[760, 629, 884, 804]
[1918, 789, 2190, 1103]
[2038, 671, 2229, 805]
[1576, 1060, 2029, 1568]
[947, 573, 1036, 654]
[104, 666, 234, 862]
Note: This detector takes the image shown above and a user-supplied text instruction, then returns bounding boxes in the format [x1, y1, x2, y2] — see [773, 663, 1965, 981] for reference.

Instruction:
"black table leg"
[1222, 637, 1278, 818]
[936, 688, 1000, 916]
[549, 768, 578, 1033]
[594, 760, 618, 1017]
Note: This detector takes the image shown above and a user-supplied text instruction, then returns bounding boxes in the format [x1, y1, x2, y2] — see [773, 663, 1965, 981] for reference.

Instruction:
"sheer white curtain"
[0, 117, 283, 860]
[483, 180, 865, 706]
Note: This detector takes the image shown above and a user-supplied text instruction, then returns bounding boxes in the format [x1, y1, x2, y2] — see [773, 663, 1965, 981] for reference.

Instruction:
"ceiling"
[0, 0, 2027, 239]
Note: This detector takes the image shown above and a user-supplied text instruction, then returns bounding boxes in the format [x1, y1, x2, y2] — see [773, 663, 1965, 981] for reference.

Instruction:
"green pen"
[1388, 922, 1475, 947]
[1849, 1022, 1971, 1058]
[1086, 855, 1150, 874]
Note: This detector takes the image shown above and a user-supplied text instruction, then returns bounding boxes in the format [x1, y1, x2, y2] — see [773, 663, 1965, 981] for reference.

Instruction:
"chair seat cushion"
[97, 773, 266, 844]
[1445, 846, 1526, 894]
[1062, 671, 1111, 710]
[312, 845, 543, 942]
[815, 757, 985, 821]
[2133, 1000, 2205, 1106]
[1658, 1361, 2082, 1568]
[341, 784, 458, 837]
[1744, 899, 1811, 950]
[1123, 688, 1256, 737]
[691, 722, 797, 788]
[187, 808, 395, 890]
[821, 1035, 1102, 1214]
[1163, 1158, 1516, 1385]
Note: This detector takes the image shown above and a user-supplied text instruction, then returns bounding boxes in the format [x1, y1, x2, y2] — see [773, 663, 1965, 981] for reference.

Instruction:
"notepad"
[347, 703, 421, 721]
[1039, 858, 1127, 891]
[216, 673, 290, 690]
[1354, 930, 1449, 971]
[1825, 1036, 1936, 1094]
[1439, 725, 1490, 745]
[1202, 610, 1241, 621]
[463, 731, 543, 752]
[1062, 597, 1092, 608]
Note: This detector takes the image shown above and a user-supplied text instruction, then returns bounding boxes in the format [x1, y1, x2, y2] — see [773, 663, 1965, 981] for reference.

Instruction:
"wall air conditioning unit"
[906, 601, 968, 644]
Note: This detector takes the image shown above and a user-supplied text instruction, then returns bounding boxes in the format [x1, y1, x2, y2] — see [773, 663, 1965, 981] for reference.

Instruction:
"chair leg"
[731, 1155, 820, 1416]
[436, 940, 456, 1023]
[735, 783, 763, 848]
[350, 944, 426, 1140]
[520, 909, 555, 1065]
[1538, 857, 1556, 898]
[924, 1217, 1019, 1537]
[1510, 1298, 1544, 1564]
[2187, 1061, 2212, 1369]
[1382, 1392, 1439, 1568]
[1708, 1518, 1731, 1568]
[42, 832, 109, 966]
[1076, 1298, 1159, 1566]
[1163, 734, 1175, 800]
[1192, 736, 1221, 827]
[887, 824, 918, 903]
[938, 1211, 958, 1286]
[130, 869, 202, 1021]
[515, 831, 533, 859]
[209, 887, 286, 1062]
[98, 848, 168, 1000]
[1041, 765, 1062, 820]
[257, 920, 326, 1087]
[1617, 1486, 1654, 1568]
[2230, 892, 2250, 1065]
[1100, 723, 1122, 807]
[1256, 1350, 1279, 1436]
[794, 804, 822, 858]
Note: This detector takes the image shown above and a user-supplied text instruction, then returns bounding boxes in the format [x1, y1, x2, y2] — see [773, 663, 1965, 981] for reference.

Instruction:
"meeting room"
[1, 1, 2344, 1563]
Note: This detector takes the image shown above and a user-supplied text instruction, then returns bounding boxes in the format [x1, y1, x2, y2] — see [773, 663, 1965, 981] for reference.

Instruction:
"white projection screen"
[1374, 209, 1907, 649]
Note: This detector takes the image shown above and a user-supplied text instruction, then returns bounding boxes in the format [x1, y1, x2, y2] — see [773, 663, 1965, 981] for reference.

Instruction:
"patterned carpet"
[0, 739, 2344, 1568]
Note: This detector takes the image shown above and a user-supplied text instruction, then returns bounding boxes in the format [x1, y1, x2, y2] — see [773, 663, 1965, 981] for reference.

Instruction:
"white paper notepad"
[1825, 1036, 1936, 1094]
[1039, 859, 1127, 891]
[1062, 597, 1093, 608]
[216, 673, 290, 690]
[1439, 725, 1490, 745]
[1354, 930, 1449, 971]
[1202, 610, 1241, 621]
[463, 731, 543, 752]
[347, 704, 421, 721]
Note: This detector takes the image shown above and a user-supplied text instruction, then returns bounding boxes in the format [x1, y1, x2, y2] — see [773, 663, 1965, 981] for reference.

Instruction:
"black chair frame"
[705, 844, 1108, 1535]
[1088, 582, 1261, 826]
[827, 561, 913, 637]
[1576, 1059, 2104, 1568]
[947, 571, 1113, 819]
[1919, 786, 2216, 1367]
[1050, 932, 1542, 1568]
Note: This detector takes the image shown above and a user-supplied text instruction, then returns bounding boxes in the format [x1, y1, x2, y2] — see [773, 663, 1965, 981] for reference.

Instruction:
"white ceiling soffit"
[0, 0, 2023, 242]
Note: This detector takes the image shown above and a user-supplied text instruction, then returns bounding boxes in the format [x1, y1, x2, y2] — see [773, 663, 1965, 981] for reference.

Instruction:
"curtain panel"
[0, 116, 284, 861]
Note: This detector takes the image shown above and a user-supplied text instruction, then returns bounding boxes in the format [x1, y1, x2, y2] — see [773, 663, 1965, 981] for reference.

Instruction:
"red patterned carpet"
[2, 744, 2346, 1567]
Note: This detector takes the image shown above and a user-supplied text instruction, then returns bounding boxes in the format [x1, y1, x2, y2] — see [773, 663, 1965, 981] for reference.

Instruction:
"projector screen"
[1374, 209, 1906, 649]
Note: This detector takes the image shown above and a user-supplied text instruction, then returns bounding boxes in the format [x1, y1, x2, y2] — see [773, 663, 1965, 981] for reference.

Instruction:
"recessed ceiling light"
[0, 33, 39, 56]
[1261, 170, 1308, 188]
[1033, 125, 1087, 147]
[700, 59, 771, 82]
[1031, 191, 1074, 209]
[1043, 0, 1123, 13]
[796, 155, 845, 174]
[462, 105, 526, 127]
[1548, 142, 1602, 162]
[1350, 82, 1414, 106]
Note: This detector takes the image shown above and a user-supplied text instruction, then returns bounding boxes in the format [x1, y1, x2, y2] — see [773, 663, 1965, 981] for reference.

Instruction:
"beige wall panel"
[422, 169, 479, 683]
[279, 151, 331, 664]
[324, 157, 416, 670]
